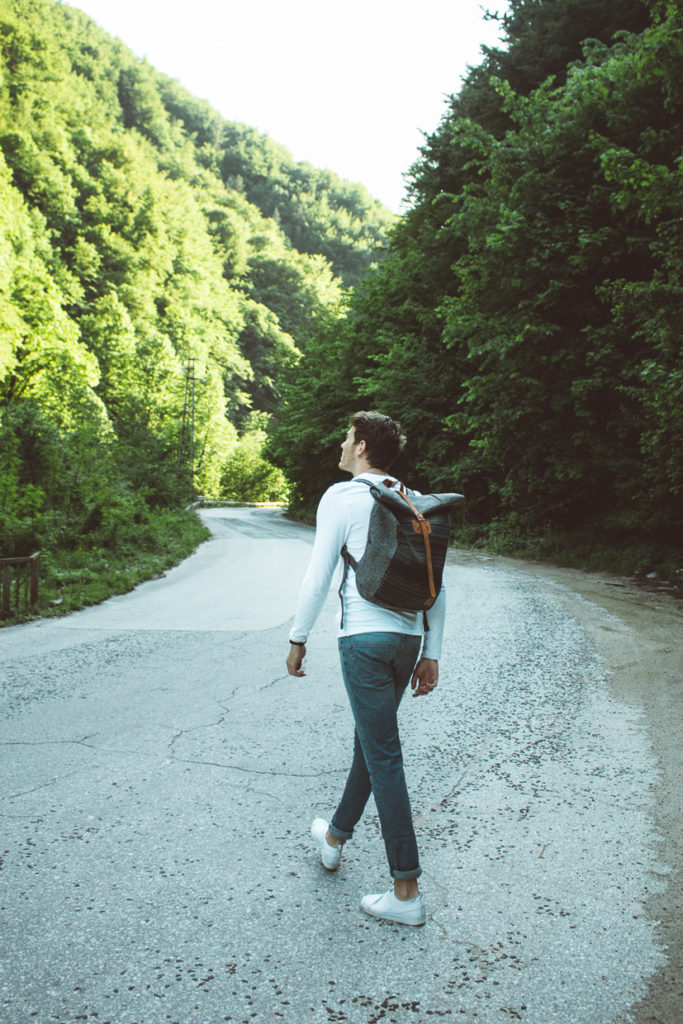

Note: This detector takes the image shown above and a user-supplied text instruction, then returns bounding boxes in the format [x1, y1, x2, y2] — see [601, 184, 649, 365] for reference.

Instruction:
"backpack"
[339, 477, 464, 626]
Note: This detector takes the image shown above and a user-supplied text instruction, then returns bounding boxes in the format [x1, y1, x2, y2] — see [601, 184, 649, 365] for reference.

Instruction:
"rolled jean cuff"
[391, 865, 422, 881]
[328, 821, 353, 841]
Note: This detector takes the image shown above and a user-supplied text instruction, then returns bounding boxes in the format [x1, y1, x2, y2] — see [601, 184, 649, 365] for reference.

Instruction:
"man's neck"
[352, 465, 387, 478]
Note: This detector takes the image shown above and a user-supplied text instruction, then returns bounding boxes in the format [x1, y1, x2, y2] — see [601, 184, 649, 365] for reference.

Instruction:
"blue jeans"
[329, 632, 423, 880]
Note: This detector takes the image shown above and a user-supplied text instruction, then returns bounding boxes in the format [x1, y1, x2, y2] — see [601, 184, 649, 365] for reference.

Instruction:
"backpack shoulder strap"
[351, 476, 402, 490]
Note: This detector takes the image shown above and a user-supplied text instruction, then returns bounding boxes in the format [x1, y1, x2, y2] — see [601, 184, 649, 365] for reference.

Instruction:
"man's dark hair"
[350, 411, 406, 469]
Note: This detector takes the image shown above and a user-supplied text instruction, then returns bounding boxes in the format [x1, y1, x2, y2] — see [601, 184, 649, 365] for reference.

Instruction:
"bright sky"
[71, 0, 507, 212]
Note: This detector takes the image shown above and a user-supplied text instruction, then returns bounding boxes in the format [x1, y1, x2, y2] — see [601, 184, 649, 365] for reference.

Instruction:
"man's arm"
[422, 584, 446, 658]
[411, 584, 446, 696]
[286, 487, 348, 675]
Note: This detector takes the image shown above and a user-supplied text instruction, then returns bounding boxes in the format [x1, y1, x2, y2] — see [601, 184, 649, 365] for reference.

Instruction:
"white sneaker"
[360, 889, 426, 926]
[311, 818, 342, 871]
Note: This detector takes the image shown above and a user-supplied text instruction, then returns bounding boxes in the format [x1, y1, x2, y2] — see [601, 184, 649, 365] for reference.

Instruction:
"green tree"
[273, 0, 682, 573]
[221, 412, 289, 503]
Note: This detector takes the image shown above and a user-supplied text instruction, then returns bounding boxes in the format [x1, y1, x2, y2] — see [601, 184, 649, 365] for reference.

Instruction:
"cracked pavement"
[0, 508, 669, 1024]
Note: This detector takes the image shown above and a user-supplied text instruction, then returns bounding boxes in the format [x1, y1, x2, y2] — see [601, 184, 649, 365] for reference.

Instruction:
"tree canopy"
[270, 0, 682, 573]
[0, 0, 392, 560]
[2, 0, 679, 582]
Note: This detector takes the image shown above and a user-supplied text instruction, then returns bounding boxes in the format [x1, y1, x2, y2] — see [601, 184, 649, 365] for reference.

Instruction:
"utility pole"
[177, 359, 196, 495]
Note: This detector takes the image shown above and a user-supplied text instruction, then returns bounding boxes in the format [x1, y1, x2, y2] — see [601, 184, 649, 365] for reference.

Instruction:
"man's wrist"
[289, 639, 306, 646]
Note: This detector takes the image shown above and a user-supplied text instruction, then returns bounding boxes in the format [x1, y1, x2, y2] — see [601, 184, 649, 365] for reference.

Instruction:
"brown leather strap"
[399, 490, 437, 604]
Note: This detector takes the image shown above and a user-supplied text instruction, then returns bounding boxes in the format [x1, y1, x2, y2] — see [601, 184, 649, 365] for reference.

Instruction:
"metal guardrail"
[186, 498, 287, 510]
[202, 500, 287, 508]
[0, 552, 40, 618]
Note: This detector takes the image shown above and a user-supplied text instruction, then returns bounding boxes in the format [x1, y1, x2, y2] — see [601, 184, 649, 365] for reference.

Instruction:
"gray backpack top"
[339, 478, 464, 626]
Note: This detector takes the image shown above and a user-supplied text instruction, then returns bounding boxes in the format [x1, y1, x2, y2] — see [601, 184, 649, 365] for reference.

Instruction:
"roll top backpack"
[339, 477, 464, 627]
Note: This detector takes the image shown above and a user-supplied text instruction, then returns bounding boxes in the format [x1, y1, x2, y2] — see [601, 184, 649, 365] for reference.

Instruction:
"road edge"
[449, 549, 683, 1023]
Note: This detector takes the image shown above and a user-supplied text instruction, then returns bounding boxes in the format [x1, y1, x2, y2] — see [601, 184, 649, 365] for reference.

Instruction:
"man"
[286, 411, 445, 927]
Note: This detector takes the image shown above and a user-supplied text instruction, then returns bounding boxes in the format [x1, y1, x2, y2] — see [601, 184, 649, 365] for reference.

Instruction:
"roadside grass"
[2, 508, 210, 625]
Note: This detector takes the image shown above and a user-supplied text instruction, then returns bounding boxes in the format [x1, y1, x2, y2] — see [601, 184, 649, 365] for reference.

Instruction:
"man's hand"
[286, 643, 307, 677]
[410, 657, 438, 697]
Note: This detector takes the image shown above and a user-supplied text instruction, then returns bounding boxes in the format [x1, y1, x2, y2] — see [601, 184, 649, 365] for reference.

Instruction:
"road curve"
[0, 508, 667, 1024]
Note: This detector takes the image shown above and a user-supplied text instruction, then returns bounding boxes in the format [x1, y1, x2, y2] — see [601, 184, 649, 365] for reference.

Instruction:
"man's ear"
[356, 439, 367, 455]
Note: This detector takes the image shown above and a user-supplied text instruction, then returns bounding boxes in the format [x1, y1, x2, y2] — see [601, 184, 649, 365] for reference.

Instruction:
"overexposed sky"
[70, 0, 507, 211]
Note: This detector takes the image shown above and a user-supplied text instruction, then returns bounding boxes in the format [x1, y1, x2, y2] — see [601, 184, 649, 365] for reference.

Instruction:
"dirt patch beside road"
[452, 550, 683, 1023]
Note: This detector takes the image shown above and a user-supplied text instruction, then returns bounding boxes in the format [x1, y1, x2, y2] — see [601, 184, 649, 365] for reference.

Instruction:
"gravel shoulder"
[453, 550, 683, 1023]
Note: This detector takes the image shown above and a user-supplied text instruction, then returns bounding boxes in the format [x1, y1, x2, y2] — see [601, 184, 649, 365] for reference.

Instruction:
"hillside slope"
[0, 0, 392, 563]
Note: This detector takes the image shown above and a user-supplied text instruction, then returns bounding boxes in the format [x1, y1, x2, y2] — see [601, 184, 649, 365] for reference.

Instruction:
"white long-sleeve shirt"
[289, 472, 446, 659]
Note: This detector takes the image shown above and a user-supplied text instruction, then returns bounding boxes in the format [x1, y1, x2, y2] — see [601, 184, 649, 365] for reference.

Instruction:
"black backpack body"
[340, 478, 464, 623]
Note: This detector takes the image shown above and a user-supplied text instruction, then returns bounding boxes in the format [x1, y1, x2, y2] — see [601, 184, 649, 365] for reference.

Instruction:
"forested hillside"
[270, 0, 682, 578]
[0, 0, 392, 600]
[2, 0, 680, 617]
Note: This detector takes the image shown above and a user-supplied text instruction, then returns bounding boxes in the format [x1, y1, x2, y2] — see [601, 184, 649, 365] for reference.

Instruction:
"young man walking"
[286, 411, 445, 926]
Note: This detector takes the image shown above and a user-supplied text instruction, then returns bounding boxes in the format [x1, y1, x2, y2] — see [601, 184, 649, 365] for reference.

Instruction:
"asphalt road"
[0, 508, 668, 1024]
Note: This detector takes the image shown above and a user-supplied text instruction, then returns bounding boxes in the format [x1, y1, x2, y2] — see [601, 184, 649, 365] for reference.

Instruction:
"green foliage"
[267, 307, 365, 513]
[490, 0, 650, 96]
[438, 5, 683, 545]
[220, 413, 290, 503]
[273, 0, 682, 577]
[0, 0, 391, 594]
[34, 508, 211, 619]
[216, 122, 395, 286]
[3, 0, 678, 599]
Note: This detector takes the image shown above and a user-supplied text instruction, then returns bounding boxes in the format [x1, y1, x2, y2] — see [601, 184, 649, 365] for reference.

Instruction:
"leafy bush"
[220, 415, 290, 502]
